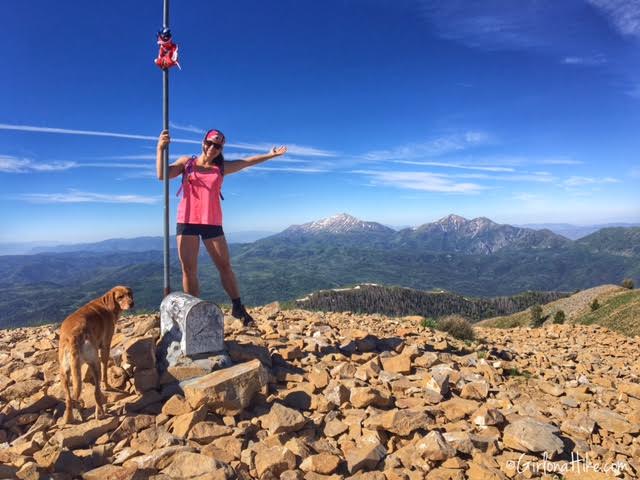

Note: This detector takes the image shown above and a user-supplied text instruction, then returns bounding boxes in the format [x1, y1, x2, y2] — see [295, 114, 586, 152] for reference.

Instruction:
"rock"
[171, 405, 207, 437]
[324, 418, 349, 437]
[130, 426, 181, 454]
[299, 452, 341, 474]
[161, 451, 235, 479]
[380, 354, 412, 374]
[309, 367, 330, 389]
[123, 445, 193, 470]
[345, 437, 386, 474]
[590, 408, 637, 434]
[0, 379, 43, 401]
[261, 402, 307, 434]
[81, 464, 138, 480]
[324, 381, 350, 406]
[561, 414, 596, 440]
[33, 444, 91, 476]
[133, 368, 159, 393]
[15, 461, 39, 480]
[503, 417, 564, 457]
[181, 358, 268, 414]
[440, 397, 480, 421]
[467, 460, 508, 480]
[619, 382, 640, 399]
[187, 421, 233, 443]
[160, 364, 211, 384]
[110, 415, 156, 443]
[52, 417, 120, 449]
[161, 394, 193, 416]
[472, 406, 505, 427]
[538, 380, 564, 397]
[107, 366, 128, 389]
[123, 337, 156, 370]
[364, 408, 433, 436]
[226, 340, 272, 367]
[350, 387, 392, 408]
[421, 372, 450, 396]
[415, 430, 456, 461]
[254, 445, 297, 477]
[461, 381, 489, 400]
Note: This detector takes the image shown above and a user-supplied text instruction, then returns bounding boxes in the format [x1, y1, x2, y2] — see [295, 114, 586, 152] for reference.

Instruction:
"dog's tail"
[60, 335, 83, 401]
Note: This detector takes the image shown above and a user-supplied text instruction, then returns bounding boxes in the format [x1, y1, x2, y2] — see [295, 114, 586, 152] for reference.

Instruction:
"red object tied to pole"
[155, 27, 181, 70]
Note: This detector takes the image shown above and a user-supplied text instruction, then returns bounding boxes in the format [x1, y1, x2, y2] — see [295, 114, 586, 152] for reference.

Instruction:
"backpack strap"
[175, 155, 225, 201]
[175, 155, 197, 197]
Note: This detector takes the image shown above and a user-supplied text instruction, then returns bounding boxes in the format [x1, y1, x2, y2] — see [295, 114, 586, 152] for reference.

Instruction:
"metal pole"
[162, 0, 171, 297]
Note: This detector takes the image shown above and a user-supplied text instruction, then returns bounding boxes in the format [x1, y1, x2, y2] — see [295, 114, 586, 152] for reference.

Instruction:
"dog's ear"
[104, 289, 118, 311]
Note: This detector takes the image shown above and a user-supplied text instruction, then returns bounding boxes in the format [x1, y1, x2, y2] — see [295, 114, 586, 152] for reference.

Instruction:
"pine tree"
[530, 304, 544, 327]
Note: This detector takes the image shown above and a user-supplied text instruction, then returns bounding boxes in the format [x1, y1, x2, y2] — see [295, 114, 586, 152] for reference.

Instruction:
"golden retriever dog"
[58, 285, 134, 424]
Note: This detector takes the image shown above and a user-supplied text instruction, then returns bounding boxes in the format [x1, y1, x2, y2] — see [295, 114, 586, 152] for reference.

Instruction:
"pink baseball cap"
[204, 129, 225, 144]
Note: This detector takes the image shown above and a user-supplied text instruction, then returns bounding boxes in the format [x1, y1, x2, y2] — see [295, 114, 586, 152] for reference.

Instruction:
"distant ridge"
[519, 222, 640, 240]
[293, 283, 568, 321]
[279, 213, 396, 236]
[394, 214, 569, 254]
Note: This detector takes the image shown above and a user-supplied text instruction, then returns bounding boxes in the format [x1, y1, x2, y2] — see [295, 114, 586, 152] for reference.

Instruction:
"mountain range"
[1, 213, 638, 328]
[5, 214, 638, 256]
[518, 222, 640, 240]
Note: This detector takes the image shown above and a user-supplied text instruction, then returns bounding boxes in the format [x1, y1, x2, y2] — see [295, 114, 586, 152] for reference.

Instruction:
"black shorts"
[176, 223, 224, 239]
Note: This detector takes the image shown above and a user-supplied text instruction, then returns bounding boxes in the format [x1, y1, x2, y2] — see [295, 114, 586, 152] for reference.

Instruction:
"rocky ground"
[1, 304, 639, 479]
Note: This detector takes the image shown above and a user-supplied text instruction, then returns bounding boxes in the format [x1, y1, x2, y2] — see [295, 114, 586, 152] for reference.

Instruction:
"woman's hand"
[269, 145, 287, 157]
[157, 130, 170, 151]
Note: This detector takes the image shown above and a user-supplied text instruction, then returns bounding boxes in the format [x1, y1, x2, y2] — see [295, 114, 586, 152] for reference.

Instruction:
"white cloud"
[539, 158, 584, 165]
[0, 155, 154, 173]
[250, 166, 329, 174]
[232, 142, 337, 157]
[393, 160, 514, 172]
[627, 83, 640, 98]
[417, 1, 550, 50]
[587, 0, 640, 38]
[454, 172, 556, 182]
[361, 131, 491, 162]
[269, 157, 313, 164]
[353, 170, 485, 193]
[0, 155, 77, 173]
[563, 175, 620, 187]
[169, 122, 204, 134]
[562, 54, 607, 66]
[513, 192, 542, 201]
[16, 190, 158, 204]
[101, 154, 160, 160]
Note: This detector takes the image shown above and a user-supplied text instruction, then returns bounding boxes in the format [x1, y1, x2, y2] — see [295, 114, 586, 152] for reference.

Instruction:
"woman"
[157, 128, 287, 326]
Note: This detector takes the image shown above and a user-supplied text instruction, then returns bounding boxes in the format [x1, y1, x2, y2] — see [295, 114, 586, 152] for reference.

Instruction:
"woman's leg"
[202, 235, 240, 299]
[203, 235, 255, 326]
[177, 234, 200, 296]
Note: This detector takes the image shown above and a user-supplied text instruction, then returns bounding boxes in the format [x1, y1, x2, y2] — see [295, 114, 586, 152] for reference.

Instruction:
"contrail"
[0, 122, 337, 156]
[0, 123, 200, 144]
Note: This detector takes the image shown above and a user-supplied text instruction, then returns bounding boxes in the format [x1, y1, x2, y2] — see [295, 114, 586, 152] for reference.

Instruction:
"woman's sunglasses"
[204, 140, 223, 149]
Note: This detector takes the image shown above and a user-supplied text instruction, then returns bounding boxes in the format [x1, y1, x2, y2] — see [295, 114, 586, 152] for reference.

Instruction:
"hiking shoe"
[232, 304, 256, 327]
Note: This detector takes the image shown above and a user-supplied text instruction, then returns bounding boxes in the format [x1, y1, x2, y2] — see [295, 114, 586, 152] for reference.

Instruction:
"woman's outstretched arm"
[224, 146, 287, 175]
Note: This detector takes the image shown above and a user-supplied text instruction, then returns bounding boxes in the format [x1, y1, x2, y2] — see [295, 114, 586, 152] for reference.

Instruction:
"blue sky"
[2, 0, 639, 242]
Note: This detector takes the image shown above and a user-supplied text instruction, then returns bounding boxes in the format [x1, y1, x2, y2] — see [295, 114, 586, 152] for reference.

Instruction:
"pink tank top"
[176, 158, 223, 225]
